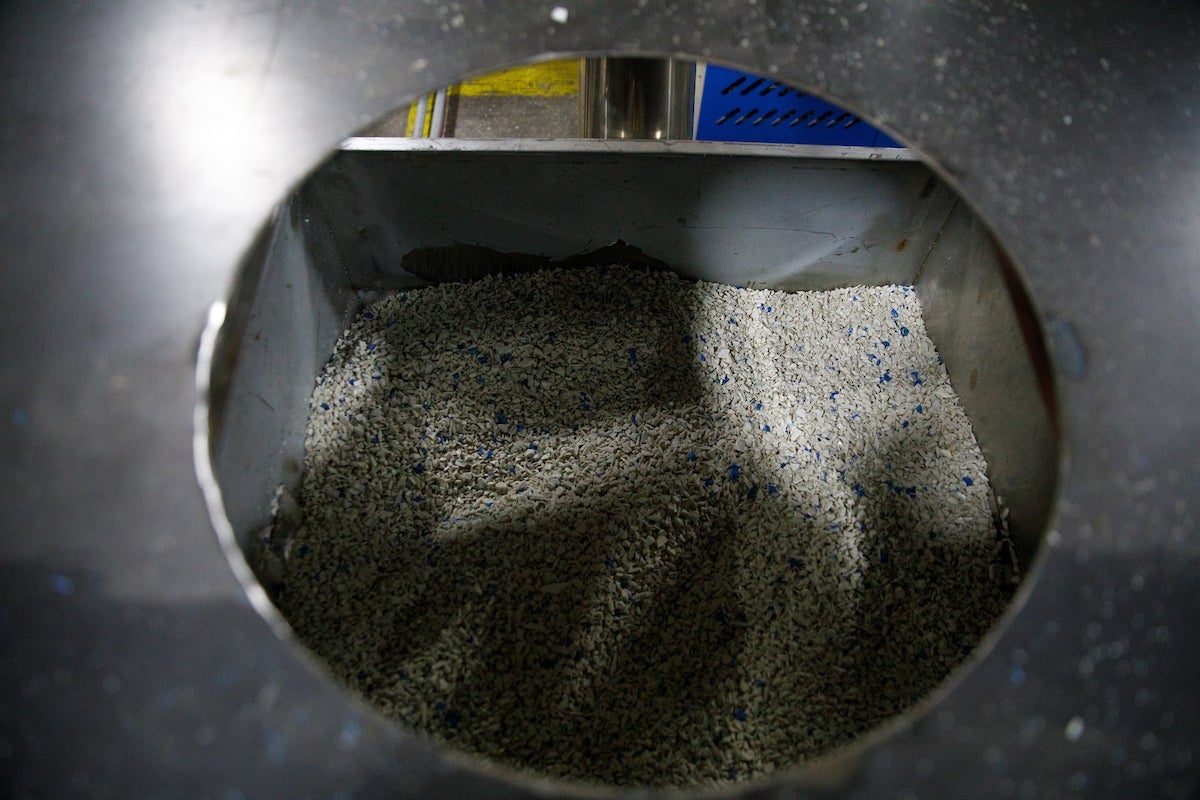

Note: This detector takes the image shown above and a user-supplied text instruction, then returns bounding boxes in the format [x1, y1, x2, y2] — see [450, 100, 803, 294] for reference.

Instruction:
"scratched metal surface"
[0, 1, 1196, 798]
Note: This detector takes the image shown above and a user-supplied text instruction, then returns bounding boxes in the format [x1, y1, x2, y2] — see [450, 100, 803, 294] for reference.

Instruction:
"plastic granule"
[277, 266, 1014, 789]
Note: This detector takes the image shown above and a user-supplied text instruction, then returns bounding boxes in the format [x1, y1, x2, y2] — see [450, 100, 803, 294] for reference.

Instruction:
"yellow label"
[404, 60, 580, 134]
[455, 59, 579, 97]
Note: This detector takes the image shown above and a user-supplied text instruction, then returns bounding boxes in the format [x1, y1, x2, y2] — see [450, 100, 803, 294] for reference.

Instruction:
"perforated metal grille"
[696, 65, 902, 148]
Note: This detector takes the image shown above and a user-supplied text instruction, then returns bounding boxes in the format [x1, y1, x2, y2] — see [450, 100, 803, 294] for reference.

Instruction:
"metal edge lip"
[192, 300, 294, 639]
[339, 136, 920, 161]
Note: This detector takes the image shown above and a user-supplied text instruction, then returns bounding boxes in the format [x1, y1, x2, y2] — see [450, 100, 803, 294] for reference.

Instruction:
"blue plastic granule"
[687, 451, 697, 461]
[496, 413, 508, 425]
[754, 401, 763, 410]
[853, 483, 865, 497]
[763, 424, 771, 432]
[500, 352, 512, 363]
[881, 340, 890, 348]
[721, 375, 730, 385]
[728, 463, 741, 481]
[348, 378, 356, 385]
[320, 402, 330, 410]
[962, 476, 975, 486]
[699, 354, 706, 362]
[628, 348, 638, 364]
[703, 477, 714, 487]
[830, 390, 839, 401]
[734, 708, 747, 722]
[880, 371, 892, 384]
[890, 308, 899, 319]
[916, 404, 924, 413]
[901, 326, 910, 336]
[911, 371, 923, 385]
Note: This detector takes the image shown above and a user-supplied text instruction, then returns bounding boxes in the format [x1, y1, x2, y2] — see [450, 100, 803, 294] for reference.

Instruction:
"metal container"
[203, 137, 1057, 677]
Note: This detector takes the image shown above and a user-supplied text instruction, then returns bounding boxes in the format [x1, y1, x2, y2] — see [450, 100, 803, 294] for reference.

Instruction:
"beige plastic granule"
[276, 266, 1014, 788]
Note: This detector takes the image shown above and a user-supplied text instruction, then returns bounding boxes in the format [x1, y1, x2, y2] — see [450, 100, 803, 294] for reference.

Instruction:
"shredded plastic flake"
[275, 266, 1014, 788]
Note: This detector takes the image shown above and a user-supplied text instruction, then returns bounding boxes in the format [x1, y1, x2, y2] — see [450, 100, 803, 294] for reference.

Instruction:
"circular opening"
[198, 56, 1060, 793]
